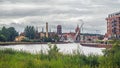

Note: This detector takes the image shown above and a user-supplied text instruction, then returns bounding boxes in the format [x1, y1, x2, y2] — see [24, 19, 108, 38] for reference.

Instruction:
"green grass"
[0, 49, 98, 68]
[0, 42, 120, 68]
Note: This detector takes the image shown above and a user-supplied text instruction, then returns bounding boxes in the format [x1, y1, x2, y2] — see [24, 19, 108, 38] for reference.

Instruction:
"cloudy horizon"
[0, 0, 120, 34]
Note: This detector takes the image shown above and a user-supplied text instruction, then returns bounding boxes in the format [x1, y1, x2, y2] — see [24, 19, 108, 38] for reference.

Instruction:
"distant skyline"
[0, 0, 120, 34]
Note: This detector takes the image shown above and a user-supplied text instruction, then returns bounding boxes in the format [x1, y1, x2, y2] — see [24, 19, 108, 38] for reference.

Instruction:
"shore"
[81, 43, 112, 48]
[0, 42, 72, 46]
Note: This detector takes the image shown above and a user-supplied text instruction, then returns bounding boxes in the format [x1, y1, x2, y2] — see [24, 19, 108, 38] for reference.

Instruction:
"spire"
[42, 27, 44, 32]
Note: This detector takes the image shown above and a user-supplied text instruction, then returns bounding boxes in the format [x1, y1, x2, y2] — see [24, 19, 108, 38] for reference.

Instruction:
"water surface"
[0, 43, 105, 55]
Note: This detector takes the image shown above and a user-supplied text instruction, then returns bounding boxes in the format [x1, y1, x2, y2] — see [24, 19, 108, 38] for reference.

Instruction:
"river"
[0, 43, 105, 55]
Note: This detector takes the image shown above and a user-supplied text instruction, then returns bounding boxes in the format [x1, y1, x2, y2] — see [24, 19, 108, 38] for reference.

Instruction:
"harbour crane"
[74, 20, 84, 42]
[79, 19, 84, 33]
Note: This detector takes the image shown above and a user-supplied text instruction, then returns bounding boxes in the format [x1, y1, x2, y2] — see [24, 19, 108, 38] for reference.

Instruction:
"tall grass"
[0, 42, 120, 68]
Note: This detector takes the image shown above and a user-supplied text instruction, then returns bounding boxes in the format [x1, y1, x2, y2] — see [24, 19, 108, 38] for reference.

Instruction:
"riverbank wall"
[0, 42, 71, 46]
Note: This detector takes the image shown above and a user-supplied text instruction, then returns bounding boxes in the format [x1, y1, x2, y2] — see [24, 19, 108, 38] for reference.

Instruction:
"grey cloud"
[0, 0, 50, 3]
[0, 0, 119, 34]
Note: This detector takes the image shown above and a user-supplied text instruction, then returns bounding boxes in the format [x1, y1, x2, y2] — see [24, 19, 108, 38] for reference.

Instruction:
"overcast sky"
[0, 0, 120, 34]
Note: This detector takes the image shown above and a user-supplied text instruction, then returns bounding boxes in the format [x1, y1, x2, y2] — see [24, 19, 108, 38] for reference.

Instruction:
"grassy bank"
[0, 48, 100, 68]
[0, 42, 120, 68]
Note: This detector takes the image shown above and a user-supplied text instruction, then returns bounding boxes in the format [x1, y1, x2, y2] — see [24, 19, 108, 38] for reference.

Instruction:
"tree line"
[0, 26, 38, 42]
[0, 26, 59, 42]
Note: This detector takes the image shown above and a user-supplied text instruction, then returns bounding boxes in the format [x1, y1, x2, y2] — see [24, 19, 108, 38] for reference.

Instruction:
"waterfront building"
[60, 25, 81, 42]
[15, 36, 26, 42]
[59, 35, 67, 42]
[49, 32, 56, 37]
[106, 11, 120, 39]
[40, 32, 45, 39]
[57, 25, 62, 35]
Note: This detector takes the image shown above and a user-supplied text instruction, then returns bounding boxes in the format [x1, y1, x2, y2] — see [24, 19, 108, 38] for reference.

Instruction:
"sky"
[0, 0, 120, 34]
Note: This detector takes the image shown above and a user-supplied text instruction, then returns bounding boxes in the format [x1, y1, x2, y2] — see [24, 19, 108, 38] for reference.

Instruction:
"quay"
[81, 43, 112, 48]
[0, 42, 71, 46]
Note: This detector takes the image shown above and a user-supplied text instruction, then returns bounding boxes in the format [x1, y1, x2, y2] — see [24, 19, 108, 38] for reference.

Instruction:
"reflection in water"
[0, 43, 105, 55]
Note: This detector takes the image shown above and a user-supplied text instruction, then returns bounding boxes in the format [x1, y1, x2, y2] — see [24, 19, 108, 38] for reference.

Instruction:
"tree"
[48, 44, 60, 60]
[0, 34, 7, 42]
[24, 26, 35, 39]
[7, 27, 18, 41]
[1, 26, 9, 40]
[0, 26, 18, 41]
[53, 34, 59, 42]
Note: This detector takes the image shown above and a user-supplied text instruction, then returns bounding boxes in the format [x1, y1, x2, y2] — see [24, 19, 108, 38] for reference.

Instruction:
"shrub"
[48, 43, 60, 60]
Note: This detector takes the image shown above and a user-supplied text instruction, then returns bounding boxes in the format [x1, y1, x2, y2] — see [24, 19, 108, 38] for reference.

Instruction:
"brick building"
[57, 25, 62, 35]
[106, 11, 120, 39]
